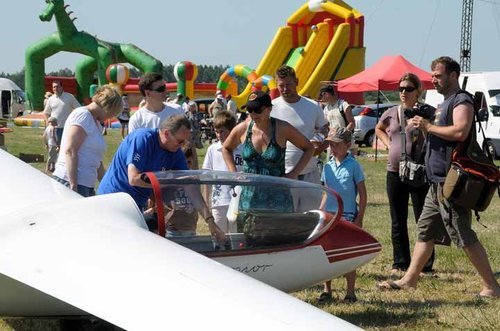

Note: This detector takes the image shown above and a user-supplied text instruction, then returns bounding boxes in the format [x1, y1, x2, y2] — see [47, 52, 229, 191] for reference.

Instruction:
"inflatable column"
[174, 61, 198, 99]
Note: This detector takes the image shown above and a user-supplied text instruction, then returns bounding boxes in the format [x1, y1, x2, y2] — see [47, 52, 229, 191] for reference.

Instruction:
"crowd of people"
[42, 56, 500, 303]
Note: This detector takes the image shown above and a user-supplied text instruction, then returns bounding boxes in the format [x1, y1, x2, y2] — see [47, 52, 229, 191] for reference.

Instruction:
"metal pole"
[374, 90, 380, 162]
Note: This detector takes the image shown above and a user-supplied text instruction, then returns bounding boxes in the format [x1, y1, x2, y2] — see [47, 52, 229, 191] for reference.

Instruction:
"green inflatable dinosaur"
[25, 0, 163, 110]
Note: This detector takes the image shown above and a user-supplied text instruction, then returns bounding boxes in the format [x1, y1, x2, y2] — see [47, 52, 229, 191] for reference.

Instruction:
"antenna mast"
[460, 0, 474, 71]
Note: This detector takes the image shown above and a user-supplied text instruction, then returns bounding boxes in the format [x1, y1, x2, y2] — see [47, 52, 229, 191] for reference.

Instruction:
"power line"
[418, 0, 441, 67]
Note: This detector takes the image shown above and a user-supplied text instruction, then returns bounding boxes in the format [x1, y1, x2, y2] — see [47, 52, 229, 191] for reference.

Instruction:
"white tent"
[0, 78, 22, 91]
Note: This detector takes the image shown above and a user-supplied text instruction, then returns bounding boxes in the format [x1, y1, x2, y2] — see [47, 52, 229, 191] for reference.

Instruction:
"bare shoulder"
[273, 117, 292, 129]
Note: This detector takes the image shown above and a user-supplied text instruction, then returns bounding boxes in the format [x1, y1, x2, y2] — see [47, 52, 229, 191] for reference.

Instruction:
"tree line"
[0, 64, 232, 90]
[1, 66, 397, 103]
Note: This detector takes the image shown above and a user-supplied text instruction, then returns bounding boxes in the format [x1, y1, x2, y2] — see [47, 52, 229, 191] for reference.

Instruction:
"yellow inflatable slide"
[218, 0, 366, 107]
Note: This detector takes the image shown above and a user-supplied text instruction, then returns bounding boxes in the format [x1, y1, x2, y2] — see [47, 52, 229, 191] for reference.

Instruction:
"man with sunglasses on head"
[271, 65, 328, 184]
[128, 73, 183, 133]
[97, 115, 226, 243]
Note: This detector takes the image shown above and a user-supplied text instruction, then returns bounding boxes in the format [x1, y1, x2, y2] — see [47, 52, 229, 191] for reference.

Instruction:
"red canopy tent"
[337, 55, 434, 160]
[337, 55, 434, 92]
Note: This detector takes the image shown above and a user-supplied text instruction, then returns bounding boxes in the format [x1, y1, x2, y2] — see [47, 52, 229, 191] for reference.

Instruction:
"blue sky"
[2, 0, 500, 74]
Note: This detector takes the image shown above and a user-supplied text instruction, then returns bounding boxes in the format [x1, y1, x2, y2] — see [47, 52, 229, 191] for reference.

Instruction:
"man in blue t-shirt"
[98, 115, 226, 242]
[98, 115, 190, 209]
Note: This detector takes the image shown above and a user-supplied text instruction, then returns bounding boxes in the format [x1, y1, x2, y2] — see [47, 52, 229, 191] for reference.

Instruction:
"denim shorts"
[52, 176, 95, 197]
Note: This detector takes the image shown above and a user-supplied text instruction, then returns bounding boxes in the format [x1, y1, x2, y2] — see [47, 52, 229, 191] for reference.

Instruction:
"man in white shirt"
[271, 65, 328, 184]
[129, 73, 183, 133]
[43, 80, 81, 142]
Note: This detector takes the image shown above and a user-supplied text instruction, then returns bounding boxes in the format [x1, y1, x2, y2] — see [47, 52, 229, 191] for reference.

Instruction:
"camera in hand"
[404, 104, 433, 119]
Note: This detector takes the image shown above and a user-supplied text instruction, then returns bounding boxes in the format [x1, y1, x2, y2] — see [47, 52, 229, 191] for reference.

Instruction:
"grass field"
[1, 125, 499, 330]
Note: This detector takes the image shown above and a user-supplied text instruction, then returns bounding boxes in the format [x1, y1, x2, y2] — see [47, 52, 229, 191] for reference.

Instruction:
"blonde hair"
[92, 85, 123, 117]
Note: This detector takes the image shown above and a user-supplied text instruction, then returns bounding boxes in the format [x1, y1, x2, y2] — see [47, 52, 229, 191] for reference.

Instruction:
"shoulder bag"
[398, 106, 427, 187]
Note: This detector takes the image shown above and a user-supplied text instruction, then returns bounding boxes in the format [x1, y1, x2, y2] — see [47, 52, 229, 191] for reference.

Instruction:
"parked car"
[352, 103, 396, 146]
[194, 98, 214, 114]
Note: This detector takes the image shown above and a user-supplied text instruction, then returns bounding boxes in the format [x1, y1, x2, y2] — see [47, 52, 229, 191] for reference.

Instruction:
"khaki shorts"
[417, 183, 478, 247]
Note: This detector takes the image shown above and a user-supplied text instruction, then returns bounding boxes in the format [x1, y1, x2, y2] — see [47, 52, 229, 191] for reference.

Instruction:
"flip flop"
[478, 292, 500, 299]
[376, 280, 403, 290]
[343, 294, 358, 303]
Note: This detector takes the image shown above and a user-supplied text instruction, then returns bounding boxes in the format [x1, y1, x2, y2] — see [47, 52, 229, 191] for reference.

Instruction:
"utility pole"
[460, 0, 474, 72]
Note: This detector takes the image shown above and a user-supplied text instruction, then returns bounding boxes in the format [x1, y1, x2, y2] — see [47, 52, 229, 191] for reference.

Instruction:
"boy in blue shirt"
[319, 127, 367, 303]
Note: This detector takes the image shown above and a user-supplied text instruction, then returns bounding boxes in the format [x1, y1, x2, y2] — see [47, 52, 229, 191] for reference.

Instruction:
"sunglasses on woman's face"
[247, 107, 266, 114]
[399, 86, 416, 93]
[150, 85, 166, 93]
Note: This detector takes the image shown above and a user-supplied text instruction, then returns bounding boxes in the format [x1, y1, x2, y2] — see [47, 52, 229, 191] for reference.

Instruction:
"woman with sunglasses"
[375, 73, 436, 275]
[222, 91, 314, 231]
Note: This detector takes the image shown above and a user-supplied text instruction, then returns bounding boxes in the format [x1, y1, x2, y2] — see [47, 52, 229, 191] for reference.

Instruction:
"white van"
[0, 78, 26, 118]
[425, 71, 500, 158]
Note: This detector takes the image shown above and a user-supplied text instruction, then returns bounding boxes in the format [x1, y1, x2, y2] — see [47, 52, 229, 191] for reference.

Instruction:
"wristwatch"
[140, 173, 151, 184]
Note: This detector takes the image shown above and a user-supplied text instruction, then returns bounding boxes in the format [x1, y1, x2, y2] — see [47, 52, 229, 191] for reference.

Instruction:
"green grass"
[1, 125, 500, 330]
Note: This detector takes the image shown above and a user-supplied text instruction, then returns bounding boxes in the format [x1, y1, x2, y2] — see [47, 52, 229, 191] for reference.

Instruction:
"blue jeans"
[52, 175, 95, 197]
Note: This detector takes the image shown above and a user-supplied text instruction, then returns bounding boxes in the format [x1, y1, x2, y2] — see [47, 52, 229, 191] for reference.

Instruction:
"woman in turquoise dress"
[222, 91, 314, 231]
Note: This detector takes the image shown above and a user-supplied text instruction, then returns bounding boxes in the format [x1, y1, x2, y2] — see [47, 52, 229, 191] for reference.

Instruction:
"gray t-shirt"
[425, 92, 473, 182]
[379, 105, 428, 172]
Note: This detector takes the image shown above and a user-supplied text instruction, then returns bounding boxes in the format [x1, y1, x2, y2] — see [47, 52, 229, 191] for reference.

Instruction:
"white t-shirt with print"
[202, 141, 243, 207]
[271, 96, 327, 174]
[53, 107, 106, 187]
[128, 104, 183, 132]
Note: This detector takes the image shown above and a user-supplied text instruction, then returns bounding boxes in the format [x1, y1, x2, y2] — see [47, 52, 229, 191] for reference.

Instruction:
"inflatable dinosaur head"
[39, 0, 65, 22]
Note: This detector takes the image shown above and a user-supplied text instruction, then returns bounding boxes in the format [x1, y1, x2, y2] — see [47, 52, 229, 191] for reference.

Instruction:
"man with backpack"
[320, 84, 355, 132]
[376, 56, 500, 298]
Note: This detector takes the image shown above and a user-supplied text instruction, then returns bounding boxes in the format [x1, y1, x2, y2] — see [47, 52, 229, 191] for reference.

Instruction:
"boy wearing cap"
[319, 127, 367, 303]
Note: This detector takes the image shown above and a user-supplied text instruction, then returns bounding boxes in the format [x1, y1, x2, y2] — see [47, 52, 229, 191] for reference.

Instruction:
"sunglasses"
[150, 85, 166, 93]
[399, 86, 416, 93]
[247, 107, 266, 114]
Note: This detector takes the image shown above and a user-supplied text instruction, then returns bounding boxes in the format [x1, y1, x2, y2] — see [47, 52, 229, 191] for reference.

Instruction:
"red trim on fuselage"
[146, 172, 165, 237]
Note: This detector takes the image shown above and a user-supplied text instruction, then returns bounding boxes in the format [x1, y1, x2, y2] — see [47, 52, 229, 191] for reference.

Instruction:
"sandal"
[318, 292, 332, 304]
[343, 294, 358, 303]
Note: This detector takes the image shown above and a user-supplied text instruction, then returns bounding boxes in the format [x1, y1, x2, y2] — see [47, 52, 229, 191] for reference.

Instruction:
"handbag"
[399, 159, 427, 187]
[442, 91, 500, 213]
[398, 106, 427, 187]
[442, 131, 500, 212]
